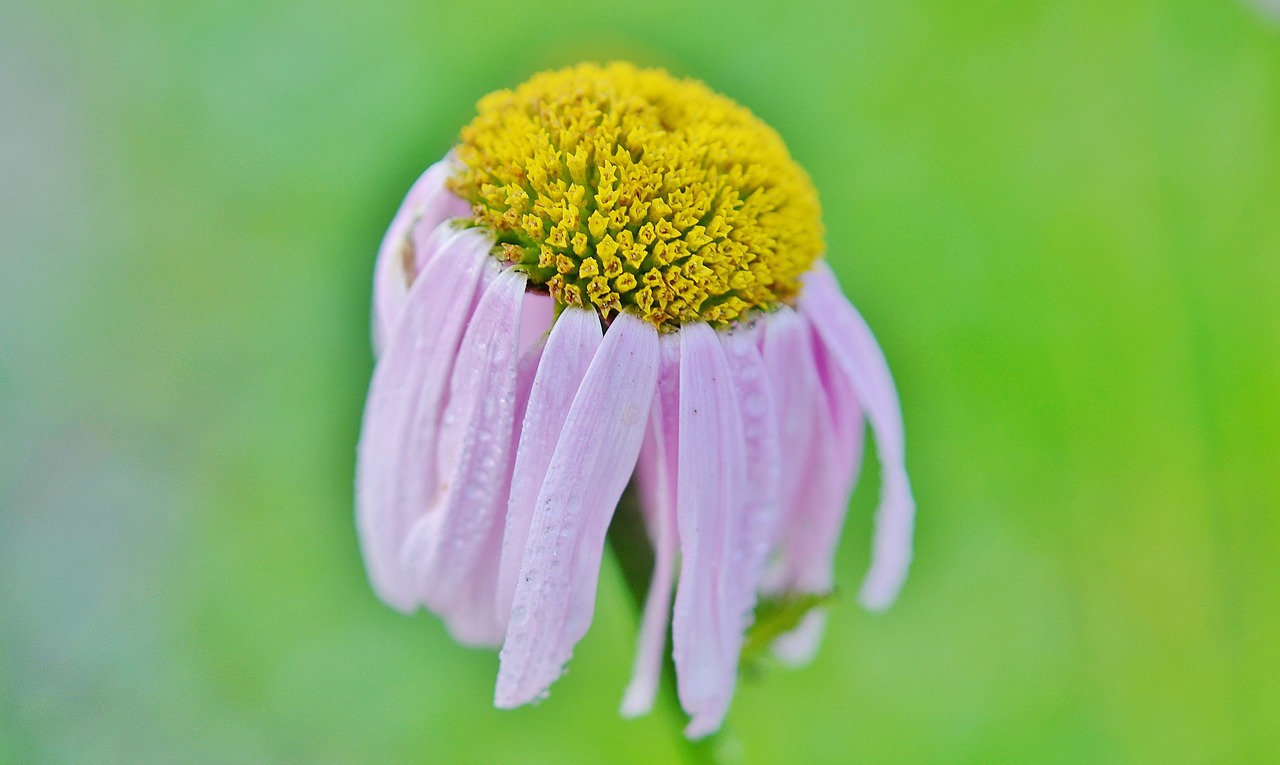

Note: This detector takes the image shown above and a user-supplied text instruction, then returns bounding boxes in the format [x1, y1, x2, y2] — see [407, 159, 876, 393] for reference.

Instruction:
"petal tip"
[683, 710, 728, 741]
[857, 564, 911, 612]
[619, 683, 656, 719]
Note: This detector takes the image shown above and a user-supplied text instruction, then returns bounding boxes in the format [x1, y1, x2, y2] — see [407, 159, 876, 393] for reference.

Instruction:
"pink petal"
[762, 333, 862, 663]
[719, 326, 782, 633]
[518, 291, 556, 357]
[757, 299, 871, 663]
[801, 263, 915, 611]
[658, 324, 783, 735]
[409, 159, 471, 274]
[400, 265, 527, 646]
[620, 333, 681, 718]
[762, 306, 865, 596]
[671, 323, 749, 739]
[440, 522, 507, 647]
[497, 308, 603, 623]
[442, 336, 544, 646]
[761, 308, 823, 563]
[355, 228, 491, 611]
[372, 155, 469, 355]
[495, 313, 659, 709]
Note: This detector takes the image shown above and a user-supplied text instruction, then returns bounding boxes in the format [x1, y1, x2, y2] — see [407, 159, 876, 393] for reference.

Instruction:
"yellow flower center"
[449, 62, 824, 331]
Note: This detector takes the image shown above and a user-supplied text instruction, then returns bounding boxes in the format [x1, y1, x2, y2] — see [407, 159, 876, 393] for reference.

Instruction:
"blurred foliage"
[2, 0, 1278, 763]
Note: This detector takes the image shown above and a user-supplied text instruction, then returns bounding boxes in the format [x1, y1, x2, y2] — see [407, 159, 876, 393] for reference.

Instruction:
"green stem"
[607, 485, 743, 765]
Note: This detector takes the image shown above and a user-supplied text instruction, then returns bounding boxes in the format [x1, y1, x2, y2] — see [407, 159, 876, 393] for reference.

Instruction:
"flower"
[356, 63, 915, 738]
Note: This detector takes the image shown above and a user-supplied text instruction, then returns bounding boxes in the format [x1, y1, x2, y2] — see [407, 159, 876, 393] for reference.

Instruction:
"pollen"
[449, 63, 824, 331]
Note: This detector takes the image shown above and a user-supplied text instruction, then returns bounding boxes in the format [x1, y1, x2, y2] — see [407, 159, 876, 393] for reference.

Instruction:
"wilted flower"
[357, 63, 915, 738]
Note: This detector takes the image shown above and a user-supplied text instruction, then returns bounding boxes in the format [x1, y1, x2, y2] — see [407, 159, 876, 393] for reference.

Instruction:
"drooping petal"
[372, 156, 469, 354]
[440, 522, 507, 647]
[400, 265, 527, 646]
[762, 303, 865, 591]
[761, 321, 863, 663]
[761, 308, 822, 562]
[355, 228, 491, 611]
[671, 323, 748, 739]
[720, 326, 782, 634]
[497, 308, 603, 622]
[495, 313, 659, 709]
[756, 298, 870, 664]
[620, 332, 681, 718]
[442, 336, 544, 646]
[801, 263, 915, 611]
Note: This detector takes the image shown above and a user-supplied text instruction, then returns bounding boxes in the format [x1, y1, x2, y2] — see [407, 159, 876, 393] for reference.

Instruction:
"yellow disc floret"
[449, 62, 824, 330]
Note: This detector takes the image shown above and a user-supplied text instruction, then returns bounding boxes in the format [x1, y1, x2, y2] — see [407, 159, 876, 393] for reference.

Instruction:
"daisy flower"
[357, 62, 915, 738]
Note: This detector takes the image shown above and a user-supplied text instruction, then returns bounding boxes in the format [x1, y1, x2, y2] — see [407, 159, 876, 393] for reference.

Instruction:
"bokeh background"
[3, 0, 1278, 762]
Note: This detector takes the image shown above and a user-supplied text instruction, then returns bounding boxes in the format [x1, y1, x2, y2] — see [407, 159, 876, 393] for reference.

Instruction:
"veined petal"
[720, 326, 782, 632]
[409, 158, 471, 275]
[372, 155, 469, 354]
[355, 228, 490, 611]
[443, 336, 544, 646]
[760, 308, 823, 591]
[761, 309, 820, 524]
[802, 263, 915, 611]
[774, 340, 865, 664]
[672, 323, 748, 739]
[620, 332, 681, 718]
[497, 308, 603, 622]
[495, 313, 659, 709]
[763, 304, 866, 588]
[400, 265, 527, 646]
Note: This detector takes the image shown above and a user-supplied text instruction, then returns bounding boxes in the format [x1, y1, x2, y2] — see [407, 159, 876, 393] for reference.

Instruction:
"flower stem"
[607, 485, 743, 765]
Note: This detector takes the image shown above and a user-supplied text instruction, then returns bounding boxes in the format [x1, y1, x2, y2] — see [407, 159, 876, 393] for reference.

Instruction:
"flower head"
[449, 64, 822, 330]
[358, 62, 915, 738]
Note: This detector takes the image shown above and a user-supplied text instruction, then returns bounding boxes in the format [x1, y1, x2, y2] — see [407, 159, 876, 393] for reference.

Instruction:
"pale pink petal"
[772, 405, 864, 665]
[372, 155, 469, 354]
[719, 326, 782, 635]
[400, 265, 527, 647]
[441, 521, 507, 647]
[409, 157, 471, 274]
[518, 291, 556, 357]
[444, 337, 544, 646]
[620, 332, 681, 718]
[497, 308, 603, 622]
[671, 323, 748, 739]
[495, 313, 659, 709]
[759, 299, 869, 663]
[355, 228, 490, 611]
[763, 306, 865, 592]
[756, 310, 812, 597]
[763, 389, 860, 664]
[801, 263, 915, 611]
[761, 308, 822, 556]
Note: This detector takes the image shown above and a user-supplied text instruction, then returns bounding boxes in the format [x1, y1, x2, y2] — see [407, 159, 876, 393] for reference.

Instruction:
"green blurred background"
[2, 0, 1278, 762]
